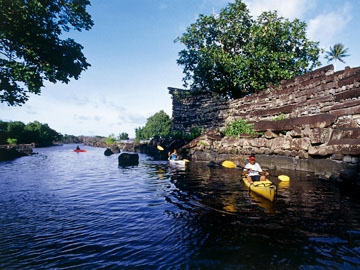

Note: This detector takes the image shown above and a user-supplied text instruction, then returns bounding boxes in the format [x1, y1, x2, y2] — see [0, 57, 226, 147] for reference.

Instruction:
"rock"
[290, 127, 303, 138]
[310, 128, 331, 144]
[254, 114, 337, 132]
[0, 147, 27, 161]
[118, 153, 139, 166]
[292, 137, 311, 151]
[331, 153, 344, 160]
[264, 130, 278, 139]
[104, 148, 114, 156]
[110, 145, 121, 153]
[343, 155, 352, 163]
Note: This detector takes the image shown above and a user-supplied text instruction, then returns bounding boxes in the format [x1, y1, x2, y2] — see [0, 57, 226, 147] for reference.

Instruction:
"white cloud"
[307, 3, 352, 48]
[244, 0, 316, 19]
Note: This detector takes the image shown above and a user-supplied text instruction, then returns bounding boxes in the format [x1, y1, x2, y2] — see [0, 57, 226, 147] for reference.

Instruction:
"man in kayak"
[168, 149, 178, 160]
[76, 146, 80, 150]
[243, 155, 269, 184]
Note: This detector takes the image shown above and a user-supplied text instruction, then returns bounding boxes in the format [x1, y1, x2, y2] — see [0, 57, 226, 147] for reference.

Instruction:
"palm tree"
[325, 43, 350, 70]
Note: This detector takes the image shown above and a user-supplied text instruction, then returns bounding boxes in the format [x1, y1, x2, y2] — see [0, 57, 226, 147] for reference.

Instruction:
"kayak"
[73, 149, 86, 152]
[243, 177, 276, 202]
[169, 159, 187, 166]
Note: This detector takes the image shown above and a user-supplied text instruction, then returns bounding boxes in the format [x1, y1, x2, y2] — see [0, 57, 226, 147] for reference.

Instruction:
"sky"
[1, 0, 359, 138]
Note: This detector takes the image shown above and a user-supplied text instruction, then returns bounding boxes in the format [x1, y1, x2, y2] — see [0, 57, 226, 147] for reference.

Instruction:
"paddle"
[221, 160, 290, 181]
[157, 145, 164, 151]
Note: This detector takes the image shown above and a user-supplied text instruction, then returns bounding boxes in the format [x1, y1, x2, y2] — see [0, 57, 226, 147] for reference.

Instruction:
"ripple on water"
[0, 145, 360, 269]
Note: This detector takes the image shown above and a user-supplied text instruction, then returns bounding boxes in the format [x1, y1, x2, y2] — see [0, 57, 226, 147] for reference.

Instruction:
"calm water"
[0, 144, 359, 269]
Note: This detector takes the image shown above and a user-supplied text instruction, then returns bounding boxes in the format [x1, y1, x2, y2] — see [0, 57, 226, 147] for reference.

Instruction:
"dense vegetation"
[135, 110, 172, 140]
[223, 119, 257, 137]
[0, 120, 62, 146]
[118, 132, 129, 140]
[0, 0, 93, 106]
[135, 111, 203, 141]
[176, 0, 321, 99]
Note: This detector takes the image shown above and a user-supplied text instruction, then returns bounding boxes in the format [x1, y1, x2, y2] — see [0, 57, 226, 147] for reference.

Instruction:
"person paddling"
[76, 146, 80, 150]
[243, 155, 269, 184]
[168, 149, 178, 160]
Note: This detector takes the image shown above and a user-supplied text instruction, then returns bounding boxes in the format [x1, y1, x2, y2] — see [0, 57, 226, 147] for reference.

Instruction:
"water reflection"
[0, 146, 359, 269]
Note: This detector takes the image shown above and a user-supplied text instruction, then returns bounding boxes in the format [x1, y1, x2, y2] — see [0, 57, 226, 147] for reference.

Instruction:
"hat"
[249, 157, 255, 161]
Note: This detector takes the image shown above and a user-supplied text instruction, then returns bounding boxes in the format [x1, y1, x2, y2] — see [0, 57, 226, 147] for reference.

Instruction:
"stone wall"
[169, 64, 360, 176]
[169, 87, 228, 133]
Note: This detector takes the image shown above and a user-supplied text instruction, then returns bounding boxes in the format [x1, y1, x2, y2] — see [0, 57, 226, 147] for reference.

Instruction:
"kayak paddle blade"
[157, 145, 164, 151]
[222, 160, 236, 168]
[278, 175, 290, 181]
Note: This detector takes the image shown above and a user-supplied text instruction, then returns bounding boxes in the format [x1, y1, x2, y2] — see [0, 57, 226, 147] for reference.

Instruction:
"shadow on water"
[0, 145, 359, 269]
[154, 162, 360, 269]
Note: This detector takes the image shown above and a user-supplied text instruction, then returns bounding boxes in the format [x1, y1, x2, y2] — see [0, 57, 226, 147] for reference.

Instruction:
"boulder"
[118, 153, 139, 166]
[110, 145, 121, 153]
[264, 130, 279, 139]
[254, 114, 337, 132]
[0, 147, 27, 161]
[104, 148, 114, 156]
[310, 128, 331, 144]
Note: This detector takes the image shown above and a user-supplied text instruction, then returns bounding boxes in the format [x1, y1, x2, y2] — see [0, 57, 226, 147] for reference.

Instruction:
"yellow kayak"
[243, 177, 276, 202]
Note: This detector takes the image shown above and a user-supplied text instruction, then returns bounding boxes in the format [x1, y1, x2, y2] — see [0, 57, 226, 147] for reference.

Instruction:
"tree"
[0, 120, 8, 144]
[176, 0, 321, 99]
[135, 110, 171, 140]
[24, 121, 60, 145]
[118, 132, 129, 140]
[106, 134, 116, 146]
[7, 121, 26, 142]
[0, 0, 94, 106]
[325, 43, 349, 70]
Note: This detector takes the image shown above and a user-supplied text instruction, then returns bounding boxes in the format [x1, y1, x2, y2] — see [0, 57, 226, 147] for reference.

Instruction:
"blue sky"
[1, 0, 359, 138]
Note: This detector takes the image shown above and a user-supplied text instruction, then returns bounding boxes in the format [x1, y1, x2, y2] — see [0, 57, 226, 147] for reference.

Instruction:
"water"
[0, 144, 359, 269]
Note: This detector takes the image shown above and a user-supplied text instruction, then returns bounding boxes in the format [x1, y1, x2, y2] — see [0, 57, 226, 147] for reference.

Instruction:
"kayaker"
[243, 155, 269, 184]
[168, 149, 178, 160]
[76, 146, 80, 150]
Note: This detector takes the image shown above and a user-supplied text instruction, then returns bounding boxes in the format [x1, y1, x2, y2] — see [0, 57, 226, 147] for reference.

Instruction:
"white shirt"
[244, 162, 262, 176]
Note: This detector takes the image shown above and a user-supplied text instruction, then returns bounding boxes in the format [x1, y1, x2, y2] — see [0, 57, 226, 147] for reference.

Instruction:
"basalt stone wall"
[169, 87, 228, 133]
[170, 64, 360, 175]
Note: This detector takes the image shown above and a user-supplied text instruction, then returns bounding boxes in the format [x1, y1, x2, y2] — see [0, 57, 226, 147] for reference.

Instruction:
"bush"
[223, 119, 256, 137]
[106, 134, 116, 146]
[135, 110, 171, 140]
[7, 138, 17, 145]
[272, 114, 287, 121]
[170, 126, 204, 141]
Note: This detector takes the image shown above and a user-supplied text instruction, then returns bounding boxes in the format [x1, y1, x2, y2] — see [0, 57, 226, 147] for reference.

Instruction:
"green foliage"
[169, 126, 204, 141]
[6, 138, 17, 145]
[223, 119, 256, 137]
[0, 0, 94, 106]
[61, 134, 80, 144]
[272, 114, 287, 121]
[0, 120, 61, 145]
[7, 121, 26, 142]
[189, 127, 202, 139]
[106, 134, 116, 146]
[0, 121, 7, 144]
[118, 132, 129, 140]
[199, 141, 208, 147]
[176, 0, 321, 99]
[135, 110, 171, 140]
[325, 43, 349, 69]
